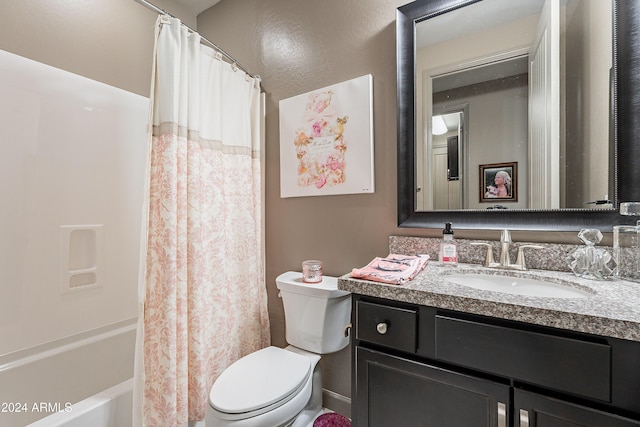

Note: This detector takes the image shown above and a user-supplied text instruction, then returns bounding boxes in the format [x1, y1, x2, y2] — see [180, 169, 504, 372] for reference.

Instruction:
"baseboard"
[322, 388, 351, 419]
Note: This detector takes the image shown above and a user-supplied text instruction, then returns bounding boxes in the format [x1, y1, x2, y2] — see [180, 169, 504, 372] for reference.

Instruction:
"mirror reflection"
[415, 0, 613, 211]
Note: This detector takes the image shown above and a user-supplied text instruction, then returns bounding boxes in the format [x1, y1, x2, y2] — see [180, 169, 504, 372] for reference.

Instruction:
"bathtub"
[25, 379, 133, 427]
[0, 319, 136, 427]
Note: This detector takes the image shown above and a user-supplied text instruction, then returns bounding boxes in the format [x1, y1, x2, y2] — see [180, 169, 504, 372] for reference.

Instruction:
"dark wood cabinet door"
[515, 389, 640, 427]
[355, 346, 510, 427]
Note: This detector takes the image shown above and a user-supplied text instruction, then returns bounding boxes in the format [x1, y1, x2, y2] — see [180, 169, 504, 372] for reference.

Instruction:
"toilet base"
[290, 364, 323, 427]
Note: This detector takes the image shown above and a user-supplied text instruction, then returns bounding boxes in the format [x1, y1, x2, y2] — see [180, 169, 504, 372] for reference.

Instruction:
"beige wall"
[565, 0, 613, 207]
[197, 0, 584, 414]
[0, 0, 589, 417]
[0, 0, 196, 97]
[197, 0, 409, 413]
[434, 76, 530, 209]
[416, 14, 537, 211]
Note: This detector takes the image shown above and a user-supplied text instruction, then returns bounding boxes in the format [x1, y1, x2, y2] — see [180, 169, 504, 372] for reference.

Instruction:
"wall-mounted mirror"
[397, 0, 640, 230]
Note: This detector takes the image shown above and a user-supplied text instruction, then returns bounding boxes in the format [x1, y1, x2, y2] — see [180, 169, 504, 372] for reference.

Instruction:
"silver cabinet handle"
[376, 322, 388, 334]
[520, 409, 529, 427]
[498, 402, 506, 427]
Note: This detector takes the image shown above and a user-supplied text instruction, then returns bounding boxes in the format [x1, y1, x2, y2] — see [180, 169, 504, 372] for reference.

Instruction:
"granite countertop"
[338, 263, 640, 342]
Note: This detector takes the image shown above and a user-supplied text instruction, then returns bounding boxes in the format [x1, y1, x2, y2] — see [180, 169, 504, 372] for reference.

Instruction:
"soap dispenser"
[440, 222, 458, 266]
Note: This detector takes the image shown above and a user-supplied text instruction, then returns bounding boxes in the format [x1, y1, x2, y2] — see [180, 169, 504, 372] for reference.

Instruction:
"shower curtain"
[133, 16, 270, 426]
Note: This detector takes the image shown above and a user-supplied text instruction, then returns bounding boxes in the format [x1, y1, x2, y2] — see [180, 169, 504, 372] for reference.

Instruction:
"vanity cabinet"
[356, 346, 509, 426]
[351, 295, 640, 427]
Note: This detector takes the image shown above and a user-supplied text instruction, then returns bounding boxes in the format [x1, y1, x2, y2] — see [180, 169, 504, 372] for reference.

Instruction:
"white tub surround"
[0, 319, 135, 426]
[25, 379, 132, 427]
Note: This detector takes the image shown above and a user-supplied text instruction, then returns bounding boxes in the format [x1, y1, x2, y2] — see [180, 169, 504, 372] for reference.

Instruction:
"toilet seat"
[209, 346, 312, 421]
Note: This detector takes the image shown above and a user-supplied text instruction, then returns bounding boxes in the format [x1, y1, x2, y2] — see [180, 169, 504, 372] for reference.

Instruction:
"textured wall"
[198, 0, 408, 413]
[196, 0, 588, 414]
[0, 0, 611, 417]
[0, 0, 196, 97]
[0, 0, 393, 416]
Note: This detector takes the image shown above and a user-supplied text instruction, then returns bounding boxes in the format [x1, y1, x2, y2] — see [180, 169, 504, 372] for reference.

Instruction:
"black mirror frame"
[397, 0, 640, 231]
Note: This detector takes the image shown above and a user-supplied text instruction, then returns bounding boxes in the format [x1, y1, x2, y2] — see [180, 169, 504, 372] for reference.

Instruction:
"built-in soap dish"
[59, 225, 103, 294]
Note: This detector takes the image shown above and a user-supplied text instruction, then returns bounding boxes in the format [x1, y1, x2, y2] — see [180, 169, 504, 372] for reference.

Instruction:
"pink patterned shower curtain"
[133, 16, 270, 427]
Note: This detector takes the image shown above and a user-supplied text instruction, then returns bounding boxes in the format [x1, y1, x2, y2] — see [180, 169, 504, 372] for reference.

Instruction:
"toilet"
[206, 271, 352, 427]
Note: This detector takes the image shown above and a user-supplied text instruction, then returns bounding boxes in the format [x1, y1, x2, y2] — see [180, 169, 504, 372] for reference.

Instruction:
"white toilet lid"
[209, 346, 312, 414]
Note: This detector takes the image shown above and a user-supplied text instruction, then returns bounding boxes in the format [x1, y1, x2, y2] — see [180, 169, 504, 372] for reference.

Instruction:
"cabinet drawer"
[435, 316, 611, 402]
[356, 301, 417, 353]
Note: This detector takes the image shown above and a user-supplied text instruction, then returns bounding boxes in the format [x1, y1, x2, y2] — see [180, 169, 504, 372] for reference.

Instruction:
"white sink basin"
[444, 273, 594, 299]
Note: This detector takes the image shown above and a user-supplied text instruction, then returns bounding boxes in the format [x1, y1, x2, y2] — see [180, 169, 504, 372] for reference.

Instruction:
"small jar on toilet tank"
[302, 260, 323, 283]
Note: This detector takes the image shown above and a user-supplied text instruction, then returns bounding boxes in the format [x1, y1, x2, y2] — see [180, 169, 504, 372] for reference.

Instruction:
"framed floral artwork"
[279, 74, 374, 198]
[479, 162, 518, 203]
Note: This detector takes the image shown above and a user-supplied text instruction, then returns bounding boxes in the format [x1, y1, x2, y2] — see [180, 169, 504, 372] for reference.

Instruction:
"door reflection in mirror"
[415, 0, 613, 212]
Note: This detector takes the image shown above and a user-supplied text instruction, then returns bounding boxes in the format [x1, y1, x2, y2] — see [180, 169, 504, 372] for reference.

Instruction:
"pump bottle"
[439, 222, 458, 265]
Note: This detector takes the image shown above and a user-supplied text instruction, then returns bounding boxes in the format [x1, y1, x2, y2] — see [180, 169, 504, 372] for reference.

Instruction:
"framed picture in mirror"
[480, 162, 518, 203]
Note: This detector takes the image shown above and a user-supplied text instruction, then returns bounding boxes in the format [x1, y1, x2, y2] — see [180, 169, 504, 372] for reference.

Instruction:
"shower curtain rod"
[133, 0, 260, 80]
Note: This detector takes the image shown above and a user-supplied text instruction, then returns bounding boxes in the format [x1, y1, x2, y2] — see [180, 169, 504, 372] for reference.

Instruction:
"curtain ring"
[231, 63, 238, 72]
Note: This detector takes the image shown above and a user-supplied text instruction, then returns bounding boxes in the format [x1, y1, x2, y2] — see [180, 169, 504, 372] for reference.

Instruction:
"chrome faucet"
[472, 229, 543, 271]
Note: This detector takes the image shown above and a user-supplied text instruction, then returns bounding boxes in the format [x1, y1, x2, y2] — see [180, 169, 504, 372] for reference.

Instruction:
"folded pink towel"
[350, 254, 430, 285]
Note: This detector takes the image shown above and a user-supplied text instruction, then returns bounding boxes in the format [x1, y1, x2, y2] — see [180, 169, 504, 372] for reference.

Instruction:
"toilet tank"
[276, 271, 351, 354]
